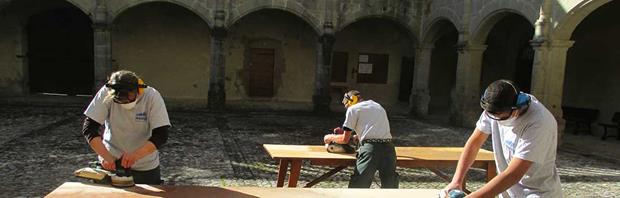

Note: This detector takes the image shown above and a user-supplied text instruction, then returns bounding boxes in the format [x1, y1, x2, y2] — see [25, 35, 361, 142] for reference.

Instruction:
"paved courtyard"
[0, 101, 619, 197]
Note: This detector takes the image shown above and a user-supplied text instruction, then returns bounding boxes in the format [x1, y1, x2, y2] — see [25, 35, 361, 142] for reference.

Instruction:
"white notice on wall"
[358, 55, 369, 62]
[358, 63, 373, 74]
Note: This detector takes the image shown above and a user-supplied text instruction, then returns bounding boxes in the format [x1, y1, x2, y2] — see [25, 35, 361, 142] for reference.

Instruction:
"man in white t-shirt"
[82, 70, 171, 184]
[323, 90, 398, 188]
[442, 79, 562, 197]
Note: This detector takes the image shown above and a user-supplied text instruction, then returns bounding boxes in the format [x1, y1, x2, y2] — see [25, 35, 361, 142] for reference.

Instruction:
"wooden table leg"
[276, 159, 290, 187]
[486, 162, 497, 182]
[305, 166, 347, 188]
[288, 160, 302, 187]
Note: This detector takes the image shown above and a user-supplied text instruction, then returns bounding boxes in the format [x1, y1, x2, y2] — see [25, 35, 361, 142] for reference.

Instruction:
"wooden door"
[249, 48, 275, 97]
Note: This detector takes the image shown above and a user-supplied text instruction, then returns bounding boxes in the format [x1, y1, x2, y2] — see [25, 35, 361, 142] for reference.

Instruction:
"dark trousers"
[132, 166, 162, 185]
[348, 142, 399, 188]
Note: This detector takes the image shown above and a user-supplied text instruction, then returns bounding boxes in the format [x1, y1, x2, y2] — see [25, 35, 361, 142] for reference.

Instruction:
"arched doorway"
[332, 18, 415, 107]
[563, 0, 620, 137]
[112, 2, 211, 101]
[480, 13, 534, 93]
[428, 20, 458, 116]
[225, 9, 318, 104]
[27, 3, 93, 95]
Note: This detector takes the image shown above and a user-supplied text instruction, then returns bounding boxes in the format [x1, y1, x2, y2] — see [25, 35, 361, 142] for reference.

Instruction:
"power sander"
[74, 160, 135, 187]
[325, 127, 358, 154]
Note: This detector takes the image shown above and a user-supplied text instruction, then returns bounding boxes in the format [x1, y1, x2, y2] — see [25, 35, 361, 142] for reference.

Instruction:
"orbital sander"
[74, 160, 135, 187]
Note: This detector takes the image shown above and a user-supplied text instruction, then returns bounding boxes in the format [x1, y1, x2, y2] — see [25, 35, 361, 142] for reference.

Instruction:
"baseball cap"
[480, 79, 519, 113]
[105, 71, 139, 103]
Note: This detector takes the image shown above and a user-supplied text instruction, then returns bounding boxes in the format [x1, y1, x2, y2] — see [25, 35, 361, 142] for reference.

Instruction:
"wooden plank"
[46, 182, 440, 198]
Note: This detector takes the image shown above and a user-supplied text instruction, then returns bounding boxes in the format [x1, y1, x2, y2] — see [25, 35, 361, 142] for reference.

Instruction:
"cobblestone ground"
[0, 104, 619, 197]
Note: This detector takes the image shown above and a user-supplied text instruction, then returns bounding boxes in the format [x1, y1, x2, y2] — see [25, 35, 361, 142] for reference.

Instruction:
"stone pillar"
[530, 39, 574, 142]
[208, 10, 227, 111]
[530, 3, 572, 144]
[92, 2, 111, 92]
[313, 22, 335, 114]
[451, 42, 487, 127]
[409, 45, 433, 116]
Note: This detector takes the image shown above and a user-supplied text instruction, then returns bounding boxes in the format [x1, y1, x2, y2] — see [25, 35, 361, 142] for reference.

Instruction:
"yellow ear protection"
[343, 92, 359, 106]
[137, 78, 147, 95]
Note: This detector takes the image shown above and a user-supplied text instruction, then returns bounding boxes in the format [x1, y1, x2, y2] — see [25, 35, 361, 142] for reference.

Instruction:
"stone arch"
[227, 6, 321, 35]
[469, 0, 538, 38]
[553, 0, 613, 40]
[63, 0, 92, 16]
[110, 0, 213, 100]
[471, 9, 533, 44]
[338, 15, 418, 44]
[0, 0, 95, 95]
[111, 0, 212, 28]
[422, 6, 462, 39]
[0, 0, 91, 17]
[422, 17, 459, 46]
[476, 11, 534, 93]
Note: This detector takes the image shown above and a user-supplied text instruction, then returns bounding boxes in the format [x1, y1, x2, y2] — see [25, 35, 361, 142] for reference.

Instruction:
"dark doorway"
[480, 14, 533, 93]
[398, 57, 414, 102]
[429, 23, 458, 114]
[27, 6, 93, 95]
[249, 48, 275, 97]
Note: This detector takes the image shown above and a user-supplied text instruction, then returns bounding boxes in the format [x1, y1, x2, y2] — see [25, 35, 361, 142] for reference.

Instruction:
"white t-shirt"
[343, 100, 392, 141]
[476, 94, 562, 198]
[85, 86, 171, 171]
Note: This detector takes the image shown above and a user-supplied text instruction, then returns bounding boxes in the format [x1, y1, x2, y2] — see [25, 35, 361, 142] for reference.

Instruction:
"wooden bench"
[599, 112, 620, 140]
[47, 182, 439, 198]
[562, 106, 599, 135]
[263, 144, 495, 192]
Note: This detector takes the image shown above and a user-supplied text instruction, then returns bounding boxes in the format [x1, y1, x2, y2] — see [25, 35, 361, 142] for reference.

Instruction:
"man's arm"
[121, 125, 170, 168]
[82, 117, 116, 169]
[323, 127, 353, 144]
[468, 158, 532, 198]
[446, 128, 489, 190]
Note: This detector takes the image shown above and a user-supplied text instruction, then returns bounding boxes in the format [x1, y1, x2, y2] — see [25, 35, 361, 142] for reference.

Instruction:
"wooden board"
[263, 144, 494, 161]
[46, 182, 439, 198]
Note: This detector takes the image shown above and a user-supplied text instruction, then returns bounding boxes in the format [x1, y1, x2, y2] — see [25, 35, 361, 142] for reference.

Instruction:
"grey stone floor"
[0, 103, 619, 197]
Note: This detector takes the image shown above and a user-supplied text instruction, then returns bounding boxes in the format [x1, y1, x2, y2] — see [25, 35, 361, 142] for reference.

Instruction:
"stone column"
[530, 39, 574, 142]
[313, 22, 335, 114]
[208, 10, 227, 111]
[451, 42, 487, 127]
[530, 3, 572, 144]
[409, 45, 433, 116]
[92, 2, 111, 92]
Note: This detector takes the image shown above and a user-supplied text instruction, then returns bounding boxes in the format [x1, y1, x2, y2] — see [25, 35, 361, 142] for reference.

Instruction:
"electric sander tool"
[74, 160, 135, 187]
[325, 127, 358, 154]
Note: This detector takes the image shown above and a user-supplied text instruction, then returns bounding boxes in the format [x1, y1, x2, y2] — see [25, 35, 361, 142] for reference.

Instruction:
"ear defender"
[137, 79, 147, 95]
[515, 92, 530, 107]
[344, 93, 359, 106]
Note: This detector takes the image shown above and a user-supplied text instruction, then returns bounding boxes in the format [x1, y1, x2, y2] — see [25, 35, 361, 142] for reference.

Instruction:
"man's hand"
[323, 134, 335, 144]
[101, 157, 116, 171]
[121, 152, 139, 168]
[441, 181, 463, 197]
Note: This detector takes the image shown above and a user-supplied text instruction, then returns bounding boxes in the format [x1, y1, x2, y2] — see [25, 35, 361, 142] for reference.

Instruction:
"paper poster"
[358, 63, 373, 74]
[358, 55, 369, 62]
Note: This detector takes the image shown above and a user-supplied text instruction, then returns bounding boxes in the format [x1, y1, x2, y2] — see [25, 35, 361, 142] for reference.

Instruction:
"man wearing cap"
[442, 79, 562, 197]
[323, 90, 399, 188]
[81, 70, 171, 184]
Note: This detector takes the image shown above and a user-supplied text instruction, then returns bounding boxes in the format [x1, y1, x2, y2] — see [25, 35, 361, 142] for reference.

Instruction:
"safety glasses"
[485, 110, 513, 121]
